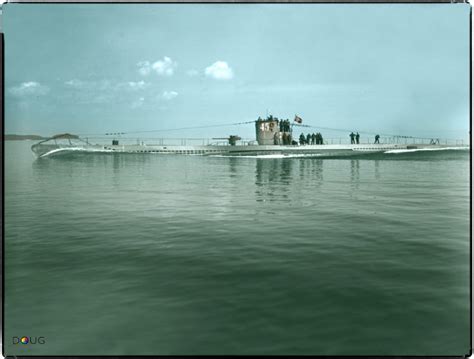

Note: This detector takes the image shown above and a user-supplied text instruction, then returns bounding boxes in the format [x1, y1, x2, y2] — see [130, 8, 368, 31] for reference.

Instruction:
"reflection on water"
[350, 159, 359, 180]
[228, 156, 238, 177]
[32, 153, 158, 192]
[374, 160, 380, 180]
[254, 158, 326, 204]
[255, 159, 289, 202]
[31, 155, 373, 206]
[350, 160, 360, 190]
[113, 153, 122, 172]
[298, 158, 323, 184]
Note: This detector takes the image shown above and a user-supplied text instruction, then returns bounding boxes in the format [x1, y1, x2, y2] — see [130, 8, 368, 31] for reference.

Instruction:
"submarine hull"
[31, 142, 465, 158]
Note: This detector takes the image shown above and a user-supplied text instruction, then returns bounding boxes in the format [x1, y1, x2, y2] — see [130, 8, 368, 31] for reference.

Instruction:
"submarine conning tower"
[255, 115, 293, 145]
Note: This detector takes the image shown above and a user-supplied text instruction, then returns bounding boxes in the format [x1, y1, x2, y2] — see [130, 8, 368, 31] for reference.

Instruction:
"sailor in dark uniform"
[300, 133, 306, 145]
[374, 134, 380, 144]
[350, 132, 355, 144]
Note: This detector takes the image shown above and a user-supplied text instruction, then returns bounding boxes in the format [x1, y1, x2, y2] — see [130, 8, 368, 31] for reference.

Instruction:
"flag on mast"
[294, 115, 303, 124]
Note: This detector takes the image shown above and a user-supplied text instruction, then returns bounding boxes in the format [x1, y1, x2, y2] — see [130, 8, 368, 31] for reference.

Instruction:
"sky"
[2, 3, 471, 140]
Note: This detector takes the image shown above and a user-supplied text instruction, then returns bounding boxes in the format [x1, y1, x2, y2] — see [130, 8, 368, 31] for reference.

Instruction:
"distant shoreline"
[4, 134, 46, 141]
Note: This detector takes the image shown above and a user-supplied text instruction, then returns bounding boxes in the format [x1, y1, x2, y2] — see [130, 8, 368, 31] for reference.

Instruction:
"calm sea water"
[4, 141, 471, 356]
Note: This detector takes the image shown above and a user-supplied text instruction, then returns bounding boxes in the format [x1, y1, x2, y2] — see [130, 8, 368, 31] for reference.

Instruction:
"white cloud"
[131, 97, 145, 108]
[127, 81, 147, 90]
[137, 61, 151, 76]
[64, 79, 85, 88]
[152, 57, 177, 76]
[162, 91, 178, 100]
[205, 61, 234, 80]
[186, 69, 199, 77]
[65, 79, 148, 93]
[137, 57, 177, 76]
[9, 82, 49, 96]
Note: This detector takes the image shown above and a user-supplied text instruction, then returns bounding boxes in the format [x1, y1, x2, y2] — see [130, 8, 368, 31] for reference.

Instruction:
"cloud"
[186, 69, 199, 77]
[131, 97, 145, 108]
[152, 57, 177, 76]
[162, 91, 178, 100]
[137, 57, 177, 76]
[65, 79, 148, 93]
[137, 61, 151, 76]
[204, 61, 234, 80]
[9, 82, 49, 96]
[127, 81, 147, 90]
[64, 79, 85, 88]
[65, 79, 113, 92]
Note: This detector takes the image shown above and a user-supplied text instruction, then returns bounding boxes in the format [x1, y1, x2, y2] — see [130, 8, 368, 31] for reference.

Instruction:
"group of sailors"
[350, 132, 381, 144]
[279, 119, 291, 132]
[349, 132, 360, 144]
[256, 116, 292, 133]
[299, 133, 324, 145]
[273, 132, 294, 145]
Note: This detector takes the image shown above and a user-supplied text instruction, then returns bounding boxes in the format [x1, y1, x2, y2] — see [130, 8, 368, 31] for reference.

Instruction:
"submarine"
[31, 115, 466, 158]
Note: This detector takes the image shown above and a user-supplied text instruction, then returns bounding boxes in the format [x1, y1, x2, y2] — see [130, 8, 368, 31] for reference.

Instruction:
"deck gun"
[212, 135, 242, 146]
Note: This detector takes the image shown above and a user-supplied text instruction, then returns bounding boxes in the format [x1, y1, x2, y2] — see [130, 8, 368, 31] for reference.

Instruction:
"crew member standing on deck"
[350, 132, 355, 144]
[300, 133, 306, 145]
[374, 134, 380, 144]
[274, 132, 280, 145]
[356, 132, 360, 144]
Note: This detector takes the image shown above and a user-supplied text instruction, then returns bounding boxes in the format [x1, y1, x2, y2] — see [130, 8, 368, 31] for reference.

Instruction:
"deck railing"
[323, 137, 467, 146]
[84, 136, 468, 147]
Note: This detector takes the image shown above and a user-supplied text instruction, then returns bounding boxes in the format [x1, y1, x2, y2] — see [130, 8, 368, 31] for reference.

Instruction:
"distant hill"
[4, 134, 47, 141]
